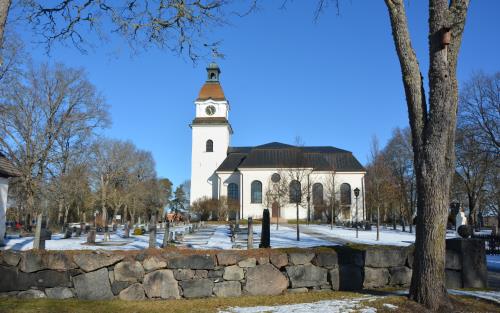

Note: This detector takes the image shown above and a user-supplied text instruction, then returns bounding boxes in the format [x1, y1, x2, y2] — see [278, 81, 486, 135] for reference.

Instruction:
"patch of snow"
[382, 303, 398, 310]
[487, 255, 500, 272]
[219, 296, 381, 313]
[302, 224, 458, 246]
[449, 290, 500, 304]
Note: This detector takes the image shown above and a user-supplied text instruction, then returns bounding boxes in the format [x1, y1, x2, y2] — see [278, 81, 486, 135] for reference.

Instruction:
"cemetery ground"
[0, 290, 499, 313]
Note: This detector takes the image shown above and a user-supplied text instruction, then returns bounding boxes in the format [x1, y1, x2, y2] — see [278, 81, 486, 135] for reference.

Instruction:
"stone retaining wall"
[0, 239, 486, 300]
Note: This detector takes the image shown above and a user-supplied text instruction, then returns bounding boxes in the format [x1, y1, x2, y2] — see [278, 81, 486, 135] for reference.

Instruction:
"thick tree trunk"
[384, 0, 469, 310]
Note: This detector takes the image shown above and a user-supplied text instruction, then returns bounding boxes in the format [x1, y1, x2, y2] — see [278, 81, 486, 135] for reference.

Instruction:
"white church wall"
[0, 177, 9, 245]
[190, 124, 230, 204]
[221, 169, 365, 221]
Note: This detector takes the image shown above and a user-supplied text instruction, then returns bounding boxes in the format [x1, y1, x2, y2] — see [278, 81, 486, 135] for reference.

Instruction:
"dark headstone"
[259, 209, 271, 248]
[447, 238, 488, 288]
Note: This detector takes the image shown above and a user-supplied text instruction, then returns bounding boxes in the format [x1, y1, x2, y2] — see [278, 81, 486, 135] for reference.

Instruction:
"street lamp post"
[354, 188, 360, 239]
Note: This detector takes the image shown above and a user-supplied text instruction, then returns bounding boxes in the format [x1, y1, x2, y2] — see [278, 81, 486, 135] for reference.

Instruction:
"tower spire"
[206, 62, 220, 82]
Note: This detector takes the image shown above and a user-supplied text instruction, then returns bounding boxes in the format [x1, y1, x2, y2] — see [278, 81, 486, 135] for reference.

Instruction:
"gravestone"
[149, 214, 157, 249]
[162, 221, 171, 248]
[259, 209, 270, 248]
[247, 217, 253, 249]
[87, 227, 96, 244]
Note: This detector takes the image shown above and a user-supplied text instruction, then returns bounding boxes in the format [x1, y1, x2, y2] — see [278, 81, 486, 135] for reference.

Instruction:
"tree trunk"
[296, 203, 300, 241]
[149, 213, 157, 248]
[385, 0, 469, 309]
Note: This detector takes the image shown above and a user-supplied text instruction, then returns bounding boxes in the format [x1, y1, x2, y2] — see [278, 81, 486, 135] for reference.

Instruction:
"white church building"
[190, 63, 366, 221]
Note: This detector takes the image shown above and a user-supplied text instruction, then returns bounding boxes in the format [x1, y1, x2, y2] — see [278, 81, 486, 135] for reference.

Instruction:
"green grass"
[0, 291, 497, 313]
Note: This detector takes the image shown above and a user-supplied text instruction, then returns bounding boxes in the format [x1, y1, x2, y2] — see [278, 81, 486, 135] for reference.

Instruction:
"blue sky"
[16, 1, 500, 187]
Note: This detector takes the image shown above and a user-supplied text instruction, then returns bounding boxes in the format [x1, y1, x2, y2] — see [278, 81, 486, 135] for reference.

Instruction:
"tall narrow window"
[206, 139, 213, 152]
[312, 183, 324, 205]
[251, 181, 262, 203]
[289, 180, 302, 203]
[340, 183, 351, 206]
[228, 183, 239, 201]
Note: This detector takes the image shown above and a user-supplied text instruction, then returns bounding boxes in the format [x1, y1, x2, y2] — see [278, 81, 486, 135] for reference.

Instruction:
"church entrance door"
[272, 202, 279, 218]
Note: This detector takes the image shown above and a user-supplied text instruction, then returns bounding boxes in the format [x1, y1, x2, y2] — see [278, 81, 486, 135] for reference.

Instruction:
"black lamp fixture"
[354, 187, 360, 198]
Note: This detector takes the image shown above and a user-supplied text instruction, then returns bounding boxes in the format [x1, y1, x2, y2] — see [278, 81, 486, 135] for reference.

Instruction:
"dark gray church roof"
[216, 142, 365, 172]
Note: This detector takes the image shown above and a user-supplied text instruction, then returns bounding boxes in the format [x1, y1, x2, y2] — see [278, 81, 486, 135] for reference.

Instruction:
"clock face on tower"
[205, 105, 216, 116]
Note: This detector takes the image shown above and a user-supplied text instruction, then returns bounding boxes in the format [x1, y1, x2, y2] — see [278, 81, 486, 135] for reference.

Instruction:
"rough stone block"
[364, 248, 406, 268]
[73, 268, 114, 300]
[1, 251, 21, 267]
[270, 253, 288, 269]
[313, 251, 338, 269]
[114, 261, 144, 282]
[195, 270, 208, 278]
[286, 264, 328, 288]
[217, 253, 242, 266]
[339, 265, 363, 291]
[45, 253, 77, 271]
[173, 269, 195, 281]
[445, 250, 462, 270]
[143, 256, 167, 272]
[363, 267, 389, 288]
[168, 255, 215, 270]
[73, 253, 124, 272]
[111, 281, 131, 295]
[180, 279, 214, 298]
[45, 287, 74, 299]
[119, 283, 146, 300]
[257, 256, 269, 265]
[389, 266, 412, 286]
[445, 270, 462, 289]
[238, 258, 256, 268]
[288, 253, 315, 265]
[26, 270, 71, 288]
[213, 281, 241, 297]
[143, 269, 180, 299]
[17, 289, 46, 299]
[19, 252, 46, 273]
[328, 268, 339, 291]
[244, 264, 288, 296]
[223, 265, 244, 281]
[208, 269, 224, 278]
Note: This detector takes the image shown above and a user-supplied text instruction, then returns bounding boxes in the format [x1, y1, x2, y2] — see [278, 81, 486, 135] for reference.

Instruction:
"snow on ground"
[219, 296, 381, 313]
[487, 255, 500, 272]
[0, 224, 338, 251]
[267, 225, 339, 248]
[449, 290, 500, 304]
[302, 224, 458, 246]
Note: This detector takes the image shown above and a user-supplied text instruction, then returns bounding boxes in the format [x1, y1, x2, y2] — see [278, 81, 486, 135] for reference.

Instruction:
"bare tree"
[0, 0, 255, 61]
[459, 71, 500, 154]
[0, 62, 108, 226]
[323, 170, 339, 228]
[282, 145, 312, 241]
[264, 172, 288, 230]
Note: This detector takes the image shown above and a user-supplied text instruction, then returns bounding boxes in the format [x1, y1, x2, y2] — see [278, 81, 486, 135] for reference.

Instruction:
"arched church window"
[206, 139, 213, 152]
[251, 181, 262, 203]
[289, 180, 301, 203]
[312, 183, 324, 205]
[340, 183, 351, 206]
[228, 183, 239, 201]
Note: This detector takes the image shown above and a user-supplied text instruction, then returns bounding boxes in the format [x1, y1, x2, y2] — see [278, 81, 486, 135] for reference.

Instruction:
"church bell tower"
[190, 63, 232, 204]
